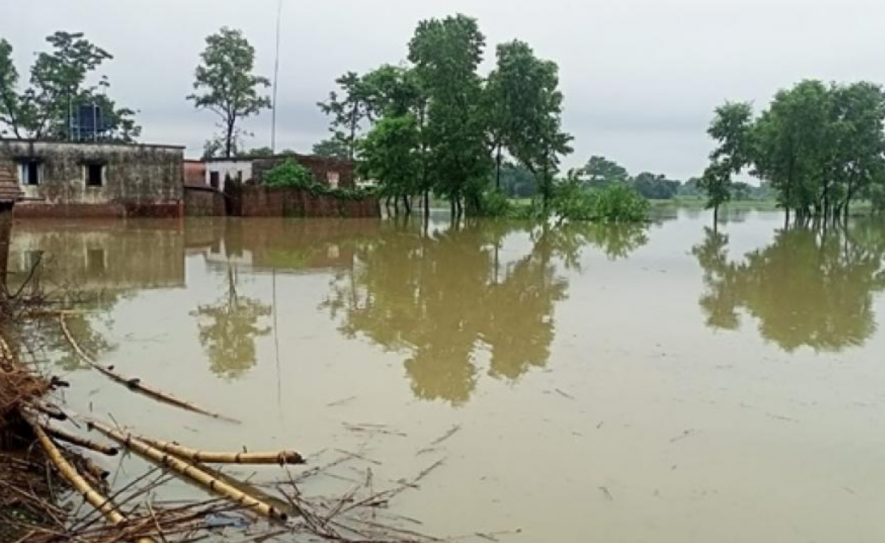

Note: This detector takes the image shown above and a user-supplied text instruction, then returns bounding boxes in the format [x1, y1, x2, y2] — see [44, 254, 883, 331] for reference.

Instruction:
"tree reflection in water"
[323, 219, 649, 405]
[693, 220, 885, 352]
[191, 266, 271, 379]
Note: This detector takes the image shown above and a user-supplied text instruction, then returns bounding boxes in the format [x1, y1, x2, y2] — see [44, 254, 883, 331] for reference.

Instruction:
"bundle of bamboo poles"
[86, 419, 302, 522]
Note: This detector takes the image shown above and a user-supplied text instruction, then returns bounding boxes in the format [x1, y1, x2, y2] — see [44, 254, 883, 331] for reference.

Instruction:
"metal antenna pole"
[271, 0, 282, 154]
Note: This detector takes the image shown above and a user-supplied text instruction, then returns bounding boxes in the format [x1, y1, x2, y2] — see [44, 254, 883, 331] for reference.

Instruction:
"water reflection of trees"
[191, 267, 271, 379]
[693, 221, 885, 352]
[322, 220, 649, 405]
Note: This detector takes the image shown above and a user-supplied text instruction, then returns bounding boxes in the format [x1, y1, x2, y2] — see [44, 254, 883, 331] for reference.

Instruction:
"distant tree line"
[701, 80, 885, 223]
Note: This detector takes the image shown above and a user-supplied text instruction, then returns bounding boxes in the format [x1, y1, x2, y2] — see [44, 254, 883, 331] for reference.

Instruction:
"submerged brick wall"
[230, 186, 379, 218]
[184, 187, 227, 217]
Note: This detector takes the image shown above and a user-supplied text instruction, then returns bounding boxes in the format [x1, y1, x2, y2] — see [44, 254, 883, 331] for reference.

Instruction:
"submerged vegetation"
[702, 80, 885, 223]
[319, 14, 572, 219]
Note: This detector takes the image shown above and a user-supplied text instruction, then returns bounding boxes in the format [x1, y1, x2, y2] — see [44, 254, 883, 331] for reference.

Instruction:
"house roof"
[0, 163, 23, 203]
[0, 137, 185, 150]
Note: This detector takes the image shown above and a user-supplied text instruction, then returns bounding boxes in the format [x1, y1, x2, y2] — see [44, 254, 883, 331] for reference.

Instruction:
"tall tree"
[700, 101, 753, 224]
[827, 82, 885, 219]
[317, 71, 371, 160]
[752, 81, 831, 219]
[0, 32, 139, 141]
[359, 114, 422, 215]
[493, 41, 572, 209]
[408, 14, 490, 217]
[188, 27, 271, 158]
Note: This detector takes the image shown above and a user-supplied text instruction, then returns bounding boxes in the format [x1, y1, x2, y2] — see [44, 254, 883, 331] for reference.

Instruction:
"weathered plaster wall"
[0, 139, 183, 218]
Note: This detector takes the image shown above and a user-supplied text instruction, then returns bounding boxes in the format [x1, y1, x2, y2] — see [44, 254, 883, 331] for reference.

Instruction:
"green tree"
[582, 156, 630, 188]
[188, 27, 271, 158]
[317, 71, 371, 160]
[752, 81, 831, 218]
[312, 138, 350, 159]
[408, 14, 491, 217]
[0, 32, 139, 141]
[359, 114, 422, 214]
[492, 41, 572, 209]
[700, 101, 753, 224]
[826, 82, 885, 219]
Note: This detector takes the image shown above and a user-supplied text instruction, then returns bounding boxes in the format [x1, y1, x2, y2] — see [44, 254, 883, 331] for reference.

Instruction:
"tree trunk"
[495, 144, 503, 191]
[225, 117, 236, 158]
[713, 204, 719, 227]
[423, 190, 430, 217]
[403, 195, 412, 216]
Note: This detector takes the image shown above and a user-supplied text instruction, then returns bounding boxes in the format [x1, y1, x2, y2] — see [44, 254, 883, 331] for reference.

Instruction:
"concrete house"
[0, 139, 184, 218]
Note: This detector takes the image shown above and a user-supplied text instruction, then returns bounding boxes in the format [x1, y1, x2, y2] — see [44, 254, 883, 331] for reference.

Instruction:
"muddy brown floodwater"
[8, 209, 885, 542]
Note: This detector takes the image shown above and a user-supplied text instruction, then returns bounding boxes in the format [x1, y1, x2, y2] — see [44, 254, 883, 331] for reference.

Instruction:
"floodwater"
[8, 210, 885, 542]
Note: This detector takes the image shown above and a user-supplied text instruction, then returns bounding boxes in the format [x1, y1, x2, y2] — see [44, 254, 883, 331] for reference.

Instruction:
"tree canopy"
[0, 31, 140, 141]
[188, 27, 271, 158]
[317, 14, 572, 218]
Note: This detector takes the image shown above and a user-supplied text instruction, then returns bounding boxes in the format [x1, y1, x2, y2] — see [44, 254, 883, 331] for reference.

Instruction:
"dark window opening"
[86, 163, 104, 187]
[21, 161, 40, 186]
[86, 249, 106, 275]
[210, 171, 220, 189]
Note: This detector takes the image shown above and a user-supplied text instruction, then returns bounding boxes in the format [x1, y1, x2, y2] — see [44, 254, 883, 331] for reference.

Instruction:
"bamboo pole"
[29, 420, 155, 543]
[88, 420, 289, 522]
[129, 432, 303, 465]
[41, 423, 119, 456]
[59, 315, 239, 423]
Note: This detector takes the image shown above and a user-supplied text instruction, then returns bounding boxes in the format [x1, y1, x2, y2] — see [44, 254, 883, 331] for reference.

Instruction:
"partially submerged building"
[0, 139, 184, 218]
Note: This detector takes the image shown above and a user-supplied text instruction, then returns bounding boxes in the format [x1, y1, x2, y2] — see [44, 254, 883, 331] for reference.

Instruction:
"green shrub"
[479, 190, 515, 217]
[550, 180, 649, 223]
[590, 183, 650, 223]
[264, 158, 314, 188]
[263, 158, 376, 200]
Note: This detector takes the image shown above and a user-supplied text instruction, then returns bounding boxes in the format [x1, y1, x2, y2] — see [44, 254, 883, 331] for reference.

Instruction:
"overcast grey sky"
[3, 0, 883, 178]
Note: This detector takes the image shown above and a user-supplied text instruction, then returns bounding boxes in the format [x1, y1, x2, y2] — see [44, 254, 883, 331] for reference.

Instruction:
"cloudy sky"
[3, 0, 883, 178]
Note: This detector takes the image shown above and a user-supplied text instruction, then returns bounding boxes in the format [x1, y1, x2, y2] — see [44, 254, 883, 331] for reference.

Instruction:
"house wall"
[229, 185, 379, 218]
[184, 160, 207, 187]
[0, 139, 184, 218]
[184, 186, 227, 217]
[252, 155, 355, 188]
[204, 159, 252, 192]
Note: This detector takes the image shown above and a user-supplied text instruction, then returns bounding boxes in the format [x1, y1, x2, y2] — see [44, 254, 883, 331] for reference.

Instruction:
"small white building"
[204, 158, 253, 192]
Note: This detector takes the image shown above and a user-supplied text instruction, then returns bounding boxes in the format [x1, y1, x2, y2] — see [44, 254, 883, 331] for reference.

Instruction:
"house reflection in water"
[183, 218, 371, 379]
[8, 220, 186, 293]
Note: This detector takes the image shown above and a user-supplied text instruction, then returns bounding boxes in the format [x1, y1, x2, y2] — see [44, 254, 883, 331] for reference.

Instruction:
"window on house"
[85, 163, 104, 187]
[327, 171, 340, 188]
[20, 161, 41, 186]
[210, 171, 220, 189]
[86, 248, 106, 275]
